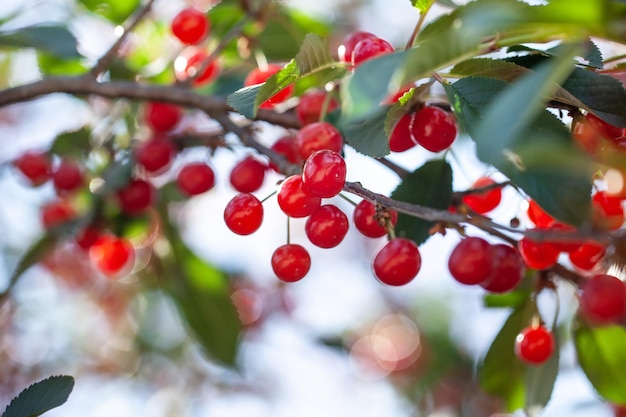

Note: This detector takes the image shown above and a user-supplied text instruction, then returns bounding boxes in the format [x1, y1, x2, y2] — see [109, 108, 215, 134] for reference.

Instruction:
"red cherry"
[518, 234, 560, 270]
[592, 191, 624, 230]
[515, 325, 555, 365]
[177, 162, 216, 196]
[171, 7, 210, 45]
[546, 222, 583, 253]
[75, 226, 101, 251]
[572, 117, 605, 156]
[224, 193, 264, 235]
[271, 243, 311, 282]
[585, 113, 623, 140]
[270, 135, 302, 172]
[41, 200, 76, 229]
[116, 179, 155, 215]
[89, 235, 135, 278]
[568, 241, 606, 271]
[229, 156, 267, 193]
[135, 137, 176, 175]
[351, 37, 394, 67]
[448, 237, 495, 286]
[295, 121, 344, 160]
[412, 106, 457, 152]
[353, 199, 398, 238]
[243, 64, 294, 109]
[579, 274, 626, 325]
[373, 238, 421, 286]
[52, 159, 83, 193]
[144, 102, 181, 133]
[175, 46, 220, 86]
[13, 151, 51, 186]
[526, 199, 555, 228]
[296, 90, 339, 125]
[277, 175, 321, 218]
[304, 205, 349, 248]
[338, 31, 379, 63]
[301, 150, 347, 198]
[389, 112, 417, 153]
[462, 177, 502, 214]
[480, 244, 525, 293]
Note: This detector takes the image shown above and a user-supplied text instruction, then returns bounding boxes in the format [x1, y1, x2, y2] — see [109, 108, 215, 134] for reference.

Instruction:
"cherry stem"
[260, 190, 277, 203]
[286, 215, 291, 245]
[405, 3, 433, 50]
[337, 192, 358, 206]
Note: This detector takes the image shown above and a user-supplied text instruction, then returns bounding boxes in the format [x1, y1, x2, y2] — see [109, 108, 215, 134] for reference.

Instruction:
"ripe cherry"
[41, 200, 76, 229]
[351, 37, 394, 67]
[144, 102, 181, 133]
[353, 199, 398, 238]
[171, 7, 210, 45]
[526, 199, 555, 228]
[52, 159, 83, 194]
[373, 238, 421, 286]
[295, 121, 343, 160]
[224, 193, 264, 235]
[229, 156, 267, 193]
[116, 179, 155, 215]
[515, 325, 555, 365]
[177, 162, 216, 196]
[296, 90, 339, 125]
[89, 235, 135, 278]
[277, 175, 321, 218]
[389, 112, 417, 153]
[338, 31, 378, 63]
[518, 234, 560, 270]
[302, 150, 346, 198]
[270, 135, 302, 172]
[585, 113, 623, 141]
[568, 241, 605, 271]
[448, 237, 495, 286]
[305, 204, 349, 248]
[243, 64, 294, 109]
[271, 243, 311, 282]
[462, 177, 502, 214]
[175, 46, 220, 86]
[13, 151, 51, 186]
[75, 226, 101, 251]
[412, 106, 457, 153]
[135, 137, 176, 175]
[480, 244, 525, 293]
[592, 190, 624, 230]
[579, 274, 626, 325]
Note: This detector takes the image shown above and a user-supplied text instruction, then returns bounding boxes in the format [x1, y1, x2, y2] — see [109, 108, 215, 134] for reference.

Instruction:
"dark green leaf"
[574, 322, 626, 405]
[0, 25, 81, 59]
[226, 85, 262, 119]
[99, 154, 134, 194]
[338, 106, 390, 158]
[2, 375, 74, 417]
[411, 0, 434, 13]
[435, 0, 459, 8]
[451, 58, 530, 83]
[77, 0, 140, 24]
[49, 129, 91, 158]
[2, 235, 58, 297]
[207, 4, 245, 39]
[390, 160, 453, 245]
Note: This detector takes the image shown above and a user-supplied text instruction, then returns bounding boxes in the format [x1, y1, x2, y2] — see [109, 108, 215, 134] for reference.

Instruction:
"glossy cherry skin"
[52, 159, 83, 193]
[301, 150, 346, 198]
[305, 205, 349, 248]
[224, 193, 264, 235]
[585, 113, 623, 140]
[412, 106, 457, 152]
[338, 31, 378, 63]
[243, 64, 294, 109]
[13, 151, 51, 186]
[448, 237, 495, 285]
[353, 199, 398, 238]
[116, 179, 155, 215]
[270, 135, 302, 172]
[177, 162, 215, 196]
[171, 7, 210, 45]
[295, 121, 344, 160]
[389, 112, 417, 152]
[515, 325, 555, 365]
[526, 199, 555, 228]
[373, 238, 421, 286]
[480, 244, 525, 293]
[462, 177, 502, 214]
[568, 241, 606, 271]
[135, 137, 176, 175]
[144, 102, 181, 132]
[277, 175, 321, 218]
[41, 200, 76, 229]
[296, 90, 339, 125]
[229, 156, 267, 193]
[351, 37, 394, 67]
[175, 46, 220, 86]
[271, 244, 311, 283]
[592, 191, 624, 231]
[579, 274, 626, 325]
[518, 233, 560, 270]
[89, 235, 135, 278]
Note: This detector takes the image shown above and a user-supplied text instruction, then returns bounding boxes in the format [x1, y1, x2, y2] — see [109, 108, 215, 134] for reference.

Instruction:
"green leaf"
[2, 375, 74, 417]
[338, 105, 390, 158]
[524, 331, 559, 415]
[37, 52, 87, 76]
[2, 235, 58, 298]
[384, 81, 433, 136]
[483, 290, 531, 309]
[49, 129, 91, 158]
[390, 160, 453, 245]
[99, 154, 134, 194]
[77, 0, 140, 24]
[574, 322, 626, 405]
[411, 0, 434, 13]
[226, 85, 262, 119]
[0, 25, 81, 59]
[451, 58, 530, 83]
